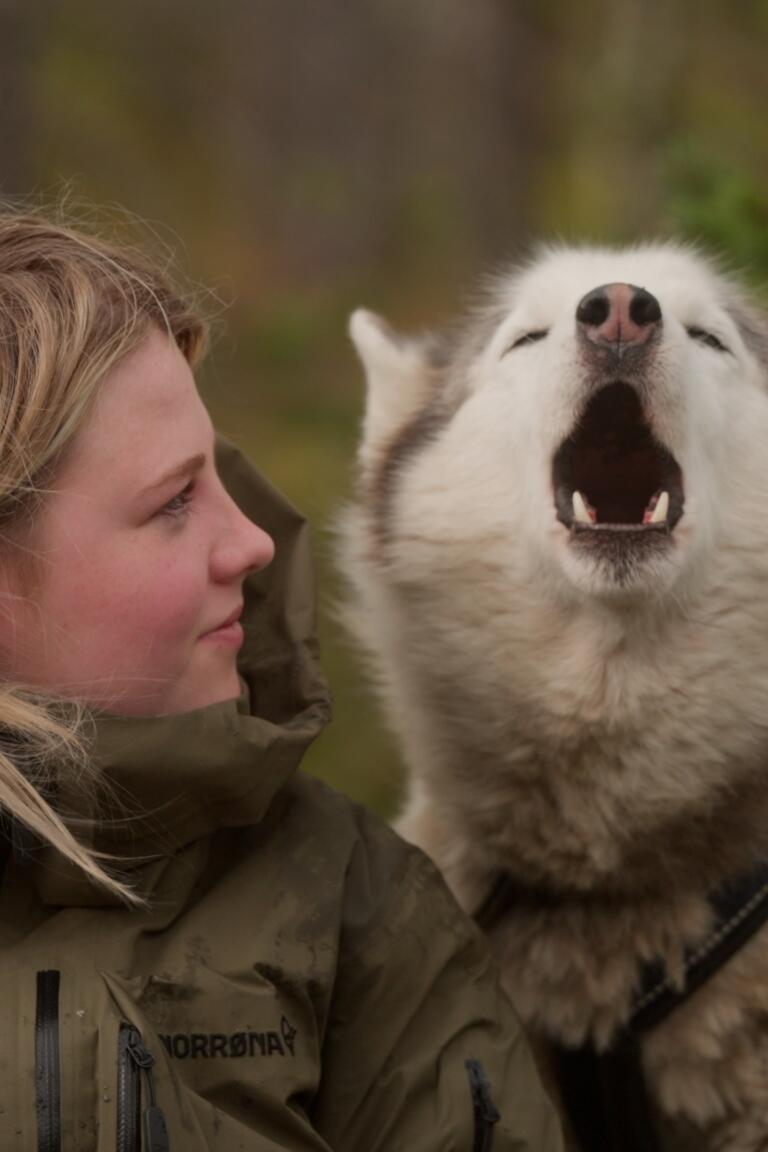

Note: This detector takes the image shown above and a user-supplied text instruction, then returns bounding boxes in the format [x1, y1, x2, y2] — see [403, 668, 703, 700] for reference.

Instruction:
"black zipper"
[117, 1024, 170, 1152]
[35, 969, 62, 1152]
[465, 1059, 500, 1152]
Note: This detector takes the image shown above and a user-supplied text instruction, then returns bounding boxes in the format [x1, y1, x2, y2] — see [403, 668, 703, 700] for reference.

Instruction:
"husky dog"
[340, 245, 768, 1151]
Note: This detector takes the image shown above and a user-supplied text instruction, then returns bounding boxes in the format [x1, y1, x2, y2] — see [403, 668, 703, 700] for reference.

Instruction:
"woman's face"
[0, 327, 274, 715]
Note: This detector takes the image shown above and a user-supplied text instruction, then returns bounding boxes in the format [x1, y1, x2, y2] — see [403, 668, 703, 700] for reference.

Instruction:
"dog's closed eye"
[505, 329, 549, 354]
[686, 326, 730, 353]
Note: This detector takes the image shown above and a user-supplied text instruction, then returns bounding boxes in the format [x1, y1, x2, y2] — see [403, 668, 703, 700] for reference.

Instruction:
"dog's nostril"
[630, 288, 661, 327]
[576, 288, 610, 327]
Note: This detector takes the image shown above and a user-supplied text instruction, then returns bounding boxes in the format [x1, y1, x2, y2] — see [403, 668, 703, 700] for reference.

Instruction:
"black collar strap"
[473, 872, 517, 933]
[628, 859, 768, 1034]
[474, 860, 768, 1035]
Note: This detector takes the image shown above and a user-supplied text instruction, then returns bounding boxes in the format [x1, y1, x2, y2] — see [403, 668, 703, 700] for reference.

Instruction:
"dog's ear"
[349, 309, 434, 465]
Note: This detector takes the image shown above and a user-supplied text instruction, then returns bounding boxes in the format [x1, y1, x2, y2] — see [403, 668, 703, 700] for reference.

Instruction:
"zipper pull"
[465, 1058, 501, 1152]
[143, 1106, 170, 1152]
[126, 1029, 171, 1152]
[126, 1030, 155, 1072]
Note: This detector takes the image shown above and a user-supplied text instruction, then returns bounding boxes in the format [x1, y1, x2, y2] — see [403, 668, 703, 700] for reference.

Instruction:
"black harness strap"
[473, 872, 518, 934]
[629, 862, 768, 1034]
[553, 1037, 656, 1152]
[474, 862, 768, 1151]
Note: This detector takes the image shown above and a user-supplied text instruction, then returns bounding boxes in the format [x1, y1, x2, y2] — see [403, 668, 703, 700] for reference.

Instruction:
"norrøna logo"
[160, 1015, 297, 1060]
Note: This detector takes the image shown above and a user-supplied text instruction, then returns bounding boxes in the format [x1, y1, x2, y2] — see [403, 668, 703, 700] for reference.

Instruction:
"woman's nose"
[212, 496, 275, 581]
[242, 520, 275, 575]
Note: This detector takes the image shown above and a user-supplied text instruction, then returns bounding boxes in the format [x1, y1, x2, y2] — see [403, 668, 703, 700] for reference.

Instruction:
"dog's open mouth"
[552, 383, 684, 541]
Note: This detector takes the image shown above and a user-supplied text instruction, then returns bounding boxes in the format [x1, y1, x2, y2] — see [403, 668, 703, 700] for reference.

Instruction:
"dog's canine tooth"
[650, 490, 669, 523]
[572, 490, 592, 525]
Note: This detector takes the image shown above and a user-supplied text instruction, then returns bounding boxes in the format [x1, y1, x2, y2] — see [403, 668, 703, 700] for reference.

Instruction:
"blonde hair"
[0, 209, 208, 902]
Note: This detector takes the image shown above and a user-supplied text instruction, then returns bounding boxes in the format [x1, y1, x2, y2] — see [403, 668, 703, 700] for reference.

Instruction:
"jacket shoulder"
[277, 776, 564, 1152]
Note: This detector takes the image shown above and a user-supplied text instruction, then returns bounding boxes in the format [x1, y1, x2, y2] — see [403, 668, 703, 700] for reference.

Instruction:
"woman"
[0, 210, 562, 1151]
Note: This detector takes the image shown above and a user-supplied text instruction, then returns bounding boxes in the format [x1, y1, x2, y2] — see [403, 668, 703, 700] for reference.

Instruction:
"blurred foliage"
[664, 143, 768, 287]
[2, 0, 768, 817]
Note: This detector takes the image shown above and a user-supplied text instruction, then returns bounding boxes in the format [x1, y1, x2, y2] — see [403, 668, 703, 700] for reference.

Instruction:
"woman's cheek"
[141, 566, 208, 644]
[97, 543, 207, 654]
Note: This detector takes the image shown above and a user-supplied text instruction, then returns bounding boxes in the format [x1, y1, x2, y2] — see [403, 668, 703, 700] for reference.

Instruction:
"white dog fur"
[340, 244, 768, 1150]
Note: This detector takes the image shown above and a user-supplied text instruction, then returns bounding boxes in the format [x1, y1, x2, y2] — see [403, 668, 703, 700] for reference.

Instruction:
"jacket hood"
[33, 439, 332, 904]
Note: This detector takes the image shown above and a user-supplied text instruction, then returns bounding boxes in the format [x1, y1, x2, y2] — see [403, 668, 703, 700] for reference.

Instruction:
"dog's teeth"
[650, 491, 669, 524]
[572, 491, 592, 525]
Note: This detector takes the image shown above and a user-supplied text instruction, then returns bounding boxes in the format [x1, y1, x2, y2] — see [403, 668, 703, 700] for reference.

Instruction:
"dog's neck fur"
[384, 555, 768, 907]
[365, 548, 768, 1056]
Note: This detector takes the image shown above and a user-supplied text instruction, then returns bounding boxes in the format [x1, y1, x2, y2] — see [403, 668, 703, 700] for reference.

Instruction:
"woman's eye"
[686, 326, 729, 353]
[505, 329, 549, 354]
[160, 481, 195, 519]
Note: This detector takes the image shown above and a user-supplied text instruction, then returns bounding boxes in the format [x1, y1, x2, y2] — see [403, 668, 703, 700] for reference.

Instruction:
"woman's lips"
[201, 604, 244, 646]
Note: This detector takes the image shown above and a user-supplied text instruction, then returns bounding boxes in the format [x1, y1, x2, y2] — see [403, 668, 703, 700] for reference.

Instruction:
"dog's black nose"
[576, 284, 662, 349]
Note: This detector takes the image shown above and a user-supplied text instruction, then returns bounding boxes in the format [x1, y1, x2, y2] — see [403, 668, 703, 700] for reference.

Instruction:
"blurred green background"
[4, 0, 768, 817]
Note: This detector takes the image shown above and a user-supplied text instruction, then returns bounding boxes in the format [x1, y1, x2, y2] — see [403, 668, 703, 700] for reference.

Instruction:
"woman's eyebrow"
[140, 453, 206, 496]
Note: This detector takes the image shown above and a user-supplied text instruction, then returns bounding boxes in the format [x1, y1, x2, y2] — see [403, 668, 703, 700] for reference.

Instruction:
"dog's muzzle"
[552, 381, 685, 545]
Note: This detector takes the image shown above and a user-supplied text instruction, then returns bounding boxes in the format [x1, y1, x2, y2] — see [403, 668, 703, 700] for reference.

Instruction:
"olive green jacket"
[0, 443, 563, 1151]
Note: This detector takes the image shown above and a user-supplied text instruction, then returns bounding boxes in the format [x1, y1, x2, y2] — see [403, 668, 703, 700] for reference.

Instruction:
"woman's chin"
[121, 662, 243, 718]
[165, 669, 242, 715]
